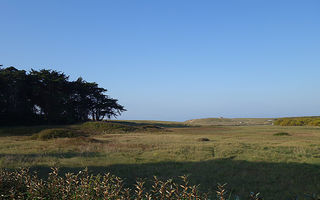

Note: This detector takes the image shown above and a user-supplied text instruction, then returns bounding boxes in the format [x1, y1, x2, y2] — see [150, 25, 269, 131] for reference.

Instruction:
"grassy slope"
[0, 121, 320, 199]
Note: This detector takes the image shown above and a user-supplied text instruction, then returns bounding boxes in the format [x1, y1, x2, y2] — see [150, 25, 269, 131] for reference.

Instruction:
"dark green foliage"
[274, 117, 320, 126]
[0, 66, 126, 126]
[31, 128, 84, 140]
[0, 67, 35, 125]
[29, 69, 70, 124]
[273, 132, 291, 136]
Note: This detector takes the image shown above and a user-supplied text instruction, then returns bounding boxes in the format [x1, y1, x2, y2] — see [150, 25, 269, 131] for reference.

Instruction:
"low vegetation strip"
[28, 121, 167, 140]
[185, 118, 274, 126]
[80, 121, 139, 133]
[274, 117, 320, 126]
[80, 121, 167, 134]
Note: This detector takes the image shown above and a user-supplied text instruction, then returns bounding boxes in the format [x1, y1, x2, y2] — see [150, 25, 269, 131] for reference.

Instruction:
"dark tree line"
[0, 66, 126, 126]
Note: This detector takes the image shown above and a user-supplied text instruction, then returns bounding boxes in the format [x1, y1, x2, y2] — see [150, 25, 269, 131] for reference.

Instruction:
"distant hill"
[184, 118, 275, 126]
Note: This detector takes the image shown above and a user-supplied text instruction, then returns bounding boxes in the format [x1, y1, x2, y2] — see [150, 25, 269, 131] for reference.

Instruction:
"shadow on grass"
[0, 121, 191, 137]
[0, 125, 66, 137]
[24, 159, 320, 199]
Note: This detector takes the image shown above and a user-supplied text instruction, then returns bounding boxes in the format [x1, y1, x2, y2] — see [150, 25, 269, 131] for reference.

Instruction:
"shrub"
[198, 137, 210, 141]
[308, 119, 320, 126]
[31, 128, 83, 140]
[273, 132, 291, 136]
[274, 117, 320, 127]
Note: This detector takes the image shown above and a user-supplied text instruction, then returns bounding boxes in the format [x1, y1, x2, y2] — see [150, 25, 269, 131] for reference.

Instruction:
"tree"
[73, 80, 126, 121]
[88, 88, 126, 121]
[0, 67, 34, 125]
[29, 69, 70, 124]
[0, 66, 126, 126]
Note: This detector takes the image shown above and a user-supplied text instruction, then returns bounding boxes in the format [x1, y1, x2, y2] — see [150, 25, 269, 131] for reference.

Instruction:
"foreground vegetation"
[3, 168, 320, 200]
[0, 167, 248, 200]
[1, 120, 320, 199]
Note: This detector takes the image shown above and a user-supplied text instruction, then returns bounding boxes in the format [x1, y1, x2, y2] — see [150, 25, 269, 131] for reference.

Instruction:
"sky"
[1, 0, 320, 121]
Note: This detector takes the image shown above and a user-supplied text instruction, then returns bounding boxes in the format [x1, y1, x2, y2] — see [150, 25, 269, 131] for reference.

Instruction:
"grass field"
[1, 120, 320, 199]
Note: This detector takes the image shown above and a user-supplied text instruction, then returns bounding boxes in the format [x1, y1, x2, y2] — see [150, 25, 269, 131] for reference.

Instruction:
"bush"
[31, 128, 83, 140]
[308, 119, 320, 126]
[274, 117, 320, 127]
[198, 137, 210, 141]
[273, 132, 291, 136]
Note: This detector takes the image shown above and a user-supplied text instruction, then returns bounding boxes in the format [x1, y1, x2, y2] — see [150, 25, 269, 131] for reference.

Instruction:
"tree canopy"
[0, 67, 126, 126]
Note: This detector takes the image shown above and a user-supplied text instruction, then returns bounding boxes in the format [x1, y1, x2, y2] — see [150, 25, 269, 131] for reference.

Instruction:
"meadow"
[1, 119, 320, 199]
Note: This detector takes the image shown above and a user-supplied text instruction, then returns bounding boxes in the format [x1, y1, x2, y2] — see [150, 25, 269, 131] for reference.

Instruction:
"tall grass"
[0, 168, 209, 200]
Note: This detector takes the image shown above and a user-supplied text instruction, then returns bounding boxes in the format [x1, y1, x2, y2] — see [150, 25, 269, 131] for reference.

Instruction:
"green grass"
[1, 121, 320, 199]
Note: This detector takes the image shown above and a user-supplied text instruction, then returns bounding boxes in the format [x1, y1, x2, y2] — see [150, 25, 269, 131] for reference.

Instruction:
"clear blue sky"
[1, 0, 320, 121]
